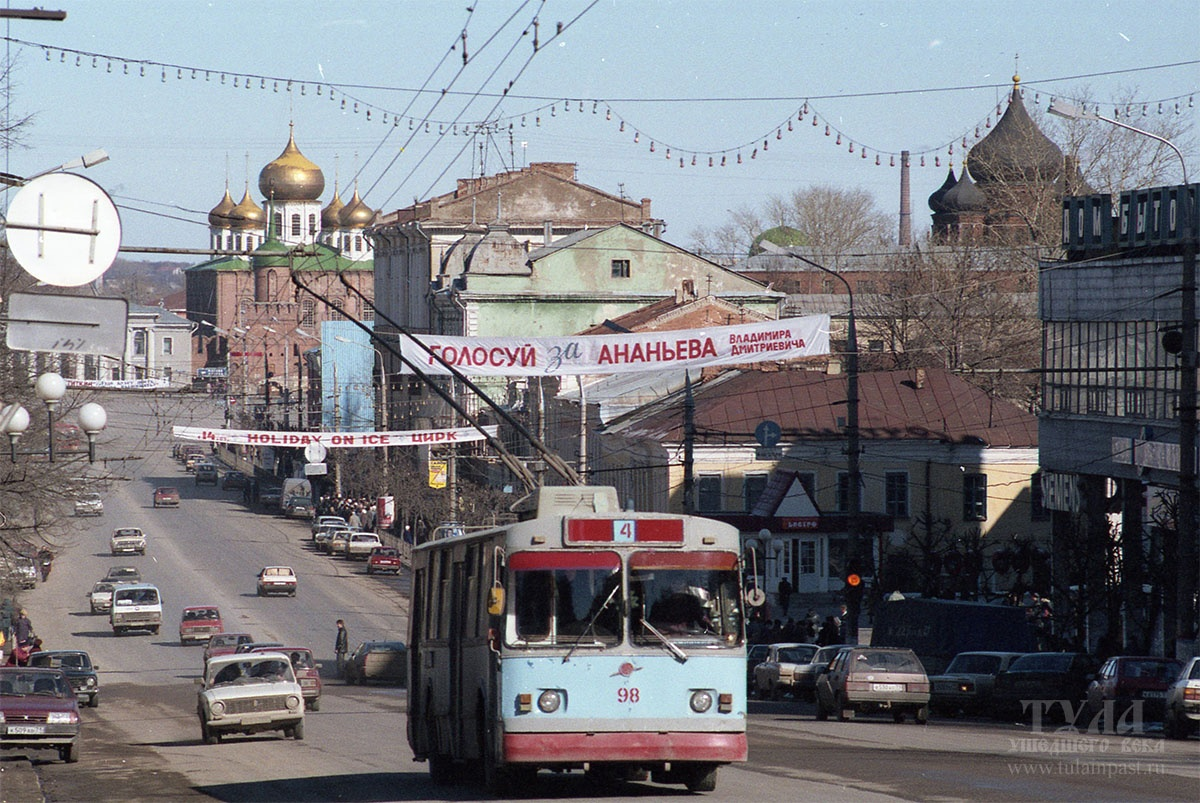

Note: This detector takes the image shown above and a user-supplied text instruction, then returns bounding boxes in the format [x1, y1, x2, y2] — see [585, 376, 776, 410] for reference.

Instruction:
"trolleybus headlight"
[689, 690, 714, 713]
[537, 689, 562, 713]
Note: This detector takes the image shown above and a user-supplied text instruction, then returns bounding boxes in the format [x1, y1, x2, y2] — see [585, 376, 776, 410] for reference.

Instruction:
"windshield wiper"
[562, 583, 621, 664]
[639, 619, 688, 663]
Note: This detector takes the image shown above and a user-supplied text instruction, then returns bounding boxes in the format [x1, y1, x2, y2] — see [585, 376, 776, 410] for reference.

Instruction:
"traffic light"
[843, 559, 864, 603]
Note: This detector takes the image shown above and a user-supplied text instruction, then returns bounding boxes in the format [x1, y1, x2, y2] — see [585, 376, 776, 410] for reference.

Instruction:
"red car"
[0, 667, 81, 763]
[203, 633, 254, 663]
[250, 646, 322, 710]
[153, 486, 180, 508]
[179, 606, 224, 647]
[366, 546, 402, 575]
[1085, 656, 1183, 727]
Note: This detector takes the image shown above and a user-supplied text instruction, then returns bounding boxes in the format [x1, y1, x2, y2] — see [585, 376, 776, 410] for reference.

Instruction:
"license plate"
[872, 683, 905, 692]
[1141, 691, 1165, 698]
[7, 725, 46, 735]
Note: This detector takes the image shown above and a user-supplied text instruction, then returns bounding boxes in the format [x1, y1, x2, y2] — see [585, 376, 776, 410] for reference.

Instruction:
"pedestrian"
[10, 609, 35, 666]
[777, 576, 792, 615]
[817, 615, 839, 646]
[335, 619, 349, 677]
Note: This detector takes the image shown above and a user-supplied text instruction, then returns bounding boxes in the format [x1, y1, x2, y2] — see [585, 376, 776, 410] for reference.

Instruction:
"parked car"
[109, 527, 147, 556]
[753, 642, 820, 699]
[0, 667, 81, 762]
[258, 486, 282, 508]
[345, 532, 382, 560]
[929, 651, 1027, 717]
[344, 641, 408, 686]
[366, 546, 402, 575]
[257, 566, 297, 597]
[88, 581, 117, 614]
[220, 470, 249, 490]
[237, 641, 283, 655]
[793, 643, 859, 703]
[153, 486, 181, 508]
[248, 646, 322, 710]
[746, 643, 770, 691]
[28, 650, 100, 708]
[2, 554, 38, 590]
[312, 515, 347, 537]
[315, 524, 349, 554]
[1163, 656, 1200, 739]
[1084, 655, 1183, 727]
[327, 530, 352, 557]
[73, 492, 104, 517]
[204, 633, 255, 663]
[283, 496, 315, 519]
[990, 652, 1097, 722]
[104, 566, 141, 584]
[179, 606, 225, 647]
[815, 646, 930, 723]
[194, 463, 218, 485]
[197, 653, 305, 743]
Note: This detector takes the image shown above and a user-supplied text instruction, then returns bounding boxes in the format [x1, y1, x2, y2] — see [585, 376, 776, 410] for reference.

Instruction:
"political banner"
[172, 424, 498, 448]
[391, 315, 830, 377]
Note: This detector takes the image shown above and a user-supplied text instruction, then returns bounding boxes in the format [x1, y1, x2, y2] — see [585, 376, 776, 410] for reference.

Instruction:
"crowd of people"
[748, 605, 851, 646]
[2, 608, 43, 666]
[316, 495, 378, 532]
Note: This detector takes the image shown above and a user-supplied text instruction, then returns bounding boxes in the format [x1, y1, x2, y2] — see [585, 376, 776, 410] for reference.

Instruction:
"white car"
[256, 566, 297, 597]
[344, 532, 382, 560]
[197, 652, 305, 744]
[88, 581, 116, 614]
[74, 492, 104, 517]
[312, 515, 347, 538]
[109, 527, 147, 556]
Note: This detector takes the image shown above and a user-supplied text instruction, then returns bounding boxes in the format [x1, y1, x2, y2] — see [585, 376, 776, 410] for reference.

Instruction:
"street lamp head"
[1, 404, 30, 435]
[1047, 99, 1096, 122]
[35, 372, 67, 410]
[79, 402, 107, 434]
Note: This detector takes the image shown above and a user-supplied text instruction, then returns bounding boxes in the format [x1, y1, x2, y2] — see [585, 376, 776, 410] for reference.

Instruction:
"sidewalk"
[0, 757, 43, 803]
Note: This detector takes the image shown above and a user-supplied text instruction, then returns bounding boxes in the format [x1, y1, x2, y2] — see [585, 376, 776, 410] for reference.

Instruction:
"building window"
[963, 473, 988, 521]
[301, 299, 315, 328]
[132, 330, 147, 357]
[835, 472, 850, 513]
[697, 474, 722, 513]
[355, 235, 363, 252]
[611, 259, 631, 279]
[290, 214, 301, 237]
[798, 541, 816, 574]
[273, 213, 282, 235]
[743, 473, 768, 512]
[162, 337, 173, 355]
[885, 472, 909, 518]
[308, 214, 317, 235]
[868, 339, 885, 353]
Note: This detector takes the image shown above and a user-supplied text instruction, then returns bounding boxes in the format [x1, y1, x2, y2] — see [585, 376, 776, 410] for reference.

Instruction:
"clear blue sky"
[3, 0, 1197, 258]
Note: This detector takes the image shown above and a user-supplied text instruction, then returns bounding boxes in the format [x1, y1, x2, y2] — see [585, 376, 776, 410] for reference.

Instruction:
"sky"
[2, 0, 1197, 262]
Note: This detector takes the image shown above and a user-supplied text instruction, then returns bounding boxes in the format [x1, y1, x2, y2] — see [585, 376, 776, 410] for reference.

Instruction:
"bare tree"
[689, 185, 892, 261]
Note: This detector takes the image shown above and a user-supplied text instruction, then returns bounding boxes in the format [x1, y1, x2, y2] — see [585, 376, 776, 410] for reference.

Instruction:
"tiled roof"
[607, 367, 1037, 448]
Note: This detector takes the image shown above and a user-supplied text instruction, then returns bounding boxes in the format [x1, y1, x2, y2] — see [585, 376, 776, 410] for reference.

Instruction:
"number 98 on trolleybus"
[407, 486, 748, 794]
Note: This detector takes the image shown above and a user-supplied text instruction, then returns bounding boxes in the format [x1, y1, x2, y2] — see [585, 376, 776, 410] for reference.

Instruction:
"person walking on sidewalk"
[335, 619, 349, 678]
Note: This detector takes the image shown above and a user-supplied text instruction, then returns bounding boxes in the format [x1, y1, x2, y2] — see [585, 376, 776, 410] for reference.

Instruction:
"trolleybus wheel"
[683, 764, 718, 793]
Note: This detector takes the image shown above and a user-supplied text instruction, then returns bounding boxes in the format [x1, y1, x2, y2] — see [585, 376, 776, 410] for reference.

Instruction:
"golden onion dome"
[337, 186, 376, 229]
[208, 187, 236, 227]
[258, 128, 325, 201]
[321, 187, 345, 230]
[230, 188, 266, 229]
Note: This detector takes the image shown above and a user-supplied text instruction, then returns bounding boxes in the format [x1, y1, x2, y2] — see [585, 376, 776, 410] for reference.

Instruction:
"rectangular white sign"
[172, 425, 498, 448]
[391, 315, 830, 377]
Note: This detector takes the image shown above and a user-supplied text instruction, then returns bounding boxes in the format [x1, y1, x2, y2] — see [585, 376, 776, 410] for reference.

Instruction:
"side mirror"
[486, 586, 505, 616]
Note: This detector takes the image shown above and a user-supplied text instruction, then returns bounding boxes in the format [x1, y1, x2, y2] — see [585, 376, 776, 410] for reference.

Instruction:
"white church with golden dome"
[186, 127, 377, 423]
[206, 125, 375, 261]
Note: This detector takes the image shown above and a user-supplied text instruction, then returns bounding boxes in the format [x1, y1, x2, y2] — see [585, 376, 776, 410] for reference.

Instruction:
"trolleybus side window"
[629, 551, 743, 646]
[508, 551, 621, 647]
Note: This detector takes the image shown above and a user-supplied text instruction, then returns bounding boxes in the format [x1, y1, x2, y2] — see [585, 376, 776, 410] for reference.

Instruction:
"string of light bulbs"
[12, 36, 1197, 174]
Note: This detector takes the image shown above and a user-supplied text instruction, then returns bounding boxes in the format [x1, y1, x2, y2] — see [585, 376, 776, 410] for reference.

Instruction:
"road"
[4, 393, 1199, 802]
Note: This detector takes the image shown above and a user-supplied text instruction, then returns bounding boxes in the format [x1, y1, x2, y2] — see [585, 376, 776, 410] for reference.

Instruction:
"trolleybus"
[407, 485, 748, 794]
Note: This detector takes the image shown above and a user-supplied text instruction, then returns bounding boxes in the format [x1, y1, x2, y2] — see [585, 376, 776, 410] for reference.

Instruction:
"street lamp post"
[758, 242, 862, 640]
[1049, 99, 1197, 655]
[0, 372, 107, 462]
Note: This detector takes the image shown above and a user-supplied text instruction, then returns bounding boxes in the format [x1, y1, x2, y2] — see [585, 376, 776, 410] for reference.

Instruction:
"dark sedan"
[345, 641, 407, 685]
[991, 652, 1097, 723]
[28, 650, 100, 708]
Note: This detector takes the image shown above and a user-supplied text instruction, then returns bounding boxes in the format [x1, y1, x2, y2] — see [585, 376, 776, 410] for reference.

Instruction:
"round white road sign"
[5, 173, 122, 286]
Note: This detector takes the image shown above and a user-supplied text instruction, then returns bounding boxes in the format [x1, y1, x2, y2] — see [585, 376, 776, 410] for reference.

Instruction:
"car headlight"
[85, 677, 97, 687]
[47, 711, 79, 724]
[287, 695, 301, 710]
[690, 690, 714, 713]
[209, 700, 225, 716]
[537, 689, 562, 713]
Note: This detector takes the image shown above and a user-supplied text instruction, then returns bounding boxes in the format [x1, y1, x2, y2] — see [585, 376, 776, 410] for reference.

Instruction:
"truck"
[110, 583, 163, 636]
[280, 478, 312, 513]
[869, 597, 1036, 675]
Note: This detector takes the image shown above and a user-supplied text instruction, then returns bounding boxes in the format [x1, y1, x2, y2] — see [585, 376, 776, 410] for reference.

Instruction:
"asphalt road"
[4, 393, 1199, 802]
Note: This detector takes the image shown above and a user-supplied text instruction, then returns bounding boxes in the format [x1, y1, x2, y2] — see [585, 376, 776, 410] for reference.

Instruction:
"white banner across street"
[172, 425, 498, 448]
[392, 315, 830, 377]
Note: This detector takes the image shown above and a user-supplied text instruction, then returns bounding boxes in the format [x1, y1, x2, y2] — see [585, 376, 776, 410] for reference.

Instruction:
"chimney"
[543, 220, 553, 247]
[915, 367, 926, 389]
[899, 149, 912, 247]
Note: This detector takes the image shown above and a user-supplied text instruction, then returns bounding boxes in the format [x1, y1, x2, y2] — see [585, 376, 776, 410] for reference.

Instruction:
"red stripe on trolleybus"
[504, 731, 747, 763]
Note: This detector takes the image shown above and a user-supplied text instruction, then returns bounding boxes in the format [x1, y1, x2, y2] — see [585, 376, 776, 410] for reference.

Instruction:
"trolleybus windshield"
[630, 551, 743, 647]
[509, 551, 622, 647]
